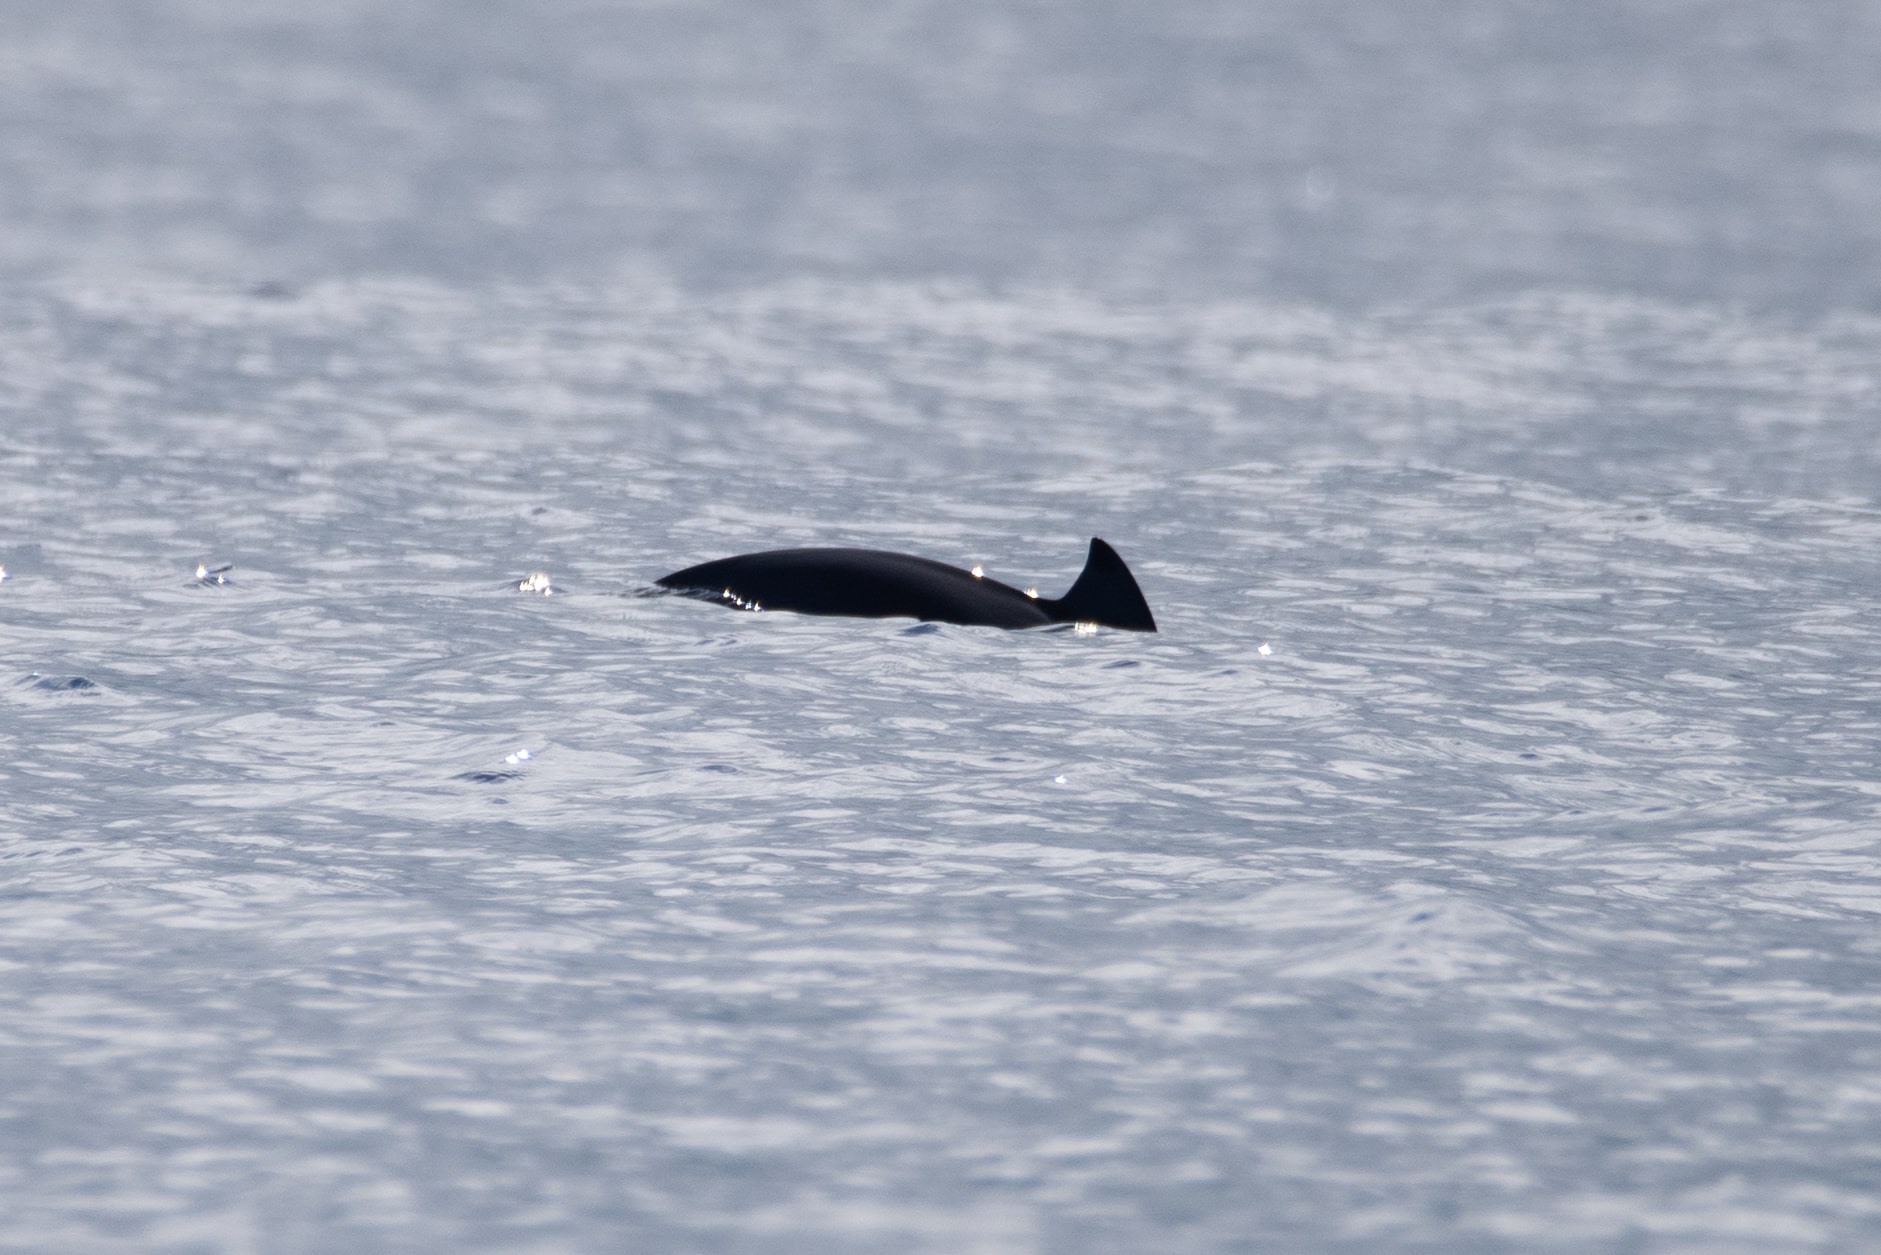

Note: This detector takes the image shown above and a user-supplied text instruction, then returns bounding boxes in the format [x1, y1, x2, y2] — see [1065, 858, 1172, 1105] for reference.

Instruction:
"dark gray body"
[657, 538, 1156, 632]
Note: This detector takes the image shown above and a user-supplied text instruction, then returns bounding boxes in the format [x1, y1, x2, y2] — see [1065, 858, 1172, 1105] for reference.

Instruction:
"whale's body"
[657, 538, 1156, 632]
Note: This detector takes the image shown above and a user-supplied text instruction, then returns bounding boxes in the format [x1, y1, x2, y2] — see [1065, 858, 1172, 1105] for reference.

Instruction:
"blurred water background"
[4, 2, 1881, 1252]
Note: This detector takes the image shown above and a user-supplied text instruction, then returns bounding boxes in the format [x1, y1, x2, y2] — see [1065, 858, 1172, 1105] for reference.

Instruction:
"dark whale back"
[657, 538, 1156, 632]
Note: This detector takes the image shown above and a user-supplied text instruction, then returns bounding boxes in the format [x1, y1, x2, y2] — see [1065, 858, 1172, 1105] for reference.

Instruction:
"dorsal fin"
[1040, 538, 1157, 632]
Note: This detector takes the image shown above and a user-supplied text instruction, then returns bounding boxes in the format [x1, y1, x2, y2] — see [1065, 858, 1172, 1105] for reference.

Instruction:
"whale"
[657, 537, 1156, 632]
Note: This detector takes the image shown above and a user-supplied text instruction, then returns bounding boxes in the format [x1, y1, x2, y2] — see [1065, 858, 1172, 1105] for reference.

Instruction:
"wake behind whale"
[657, 537, 1156, 632]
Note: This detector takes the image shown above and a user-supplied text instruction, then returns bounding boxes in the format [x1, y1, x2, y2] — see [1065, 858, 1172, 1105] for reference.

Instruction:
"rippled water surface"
[5, 2, 1881, 1253]
[6, 280, 1881, 1253]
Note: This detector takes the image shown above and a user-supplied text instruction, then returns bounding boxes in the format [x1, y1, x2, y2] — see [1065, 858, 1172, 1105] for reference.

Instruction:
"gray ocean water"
[6, 3, 1881, 1253]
